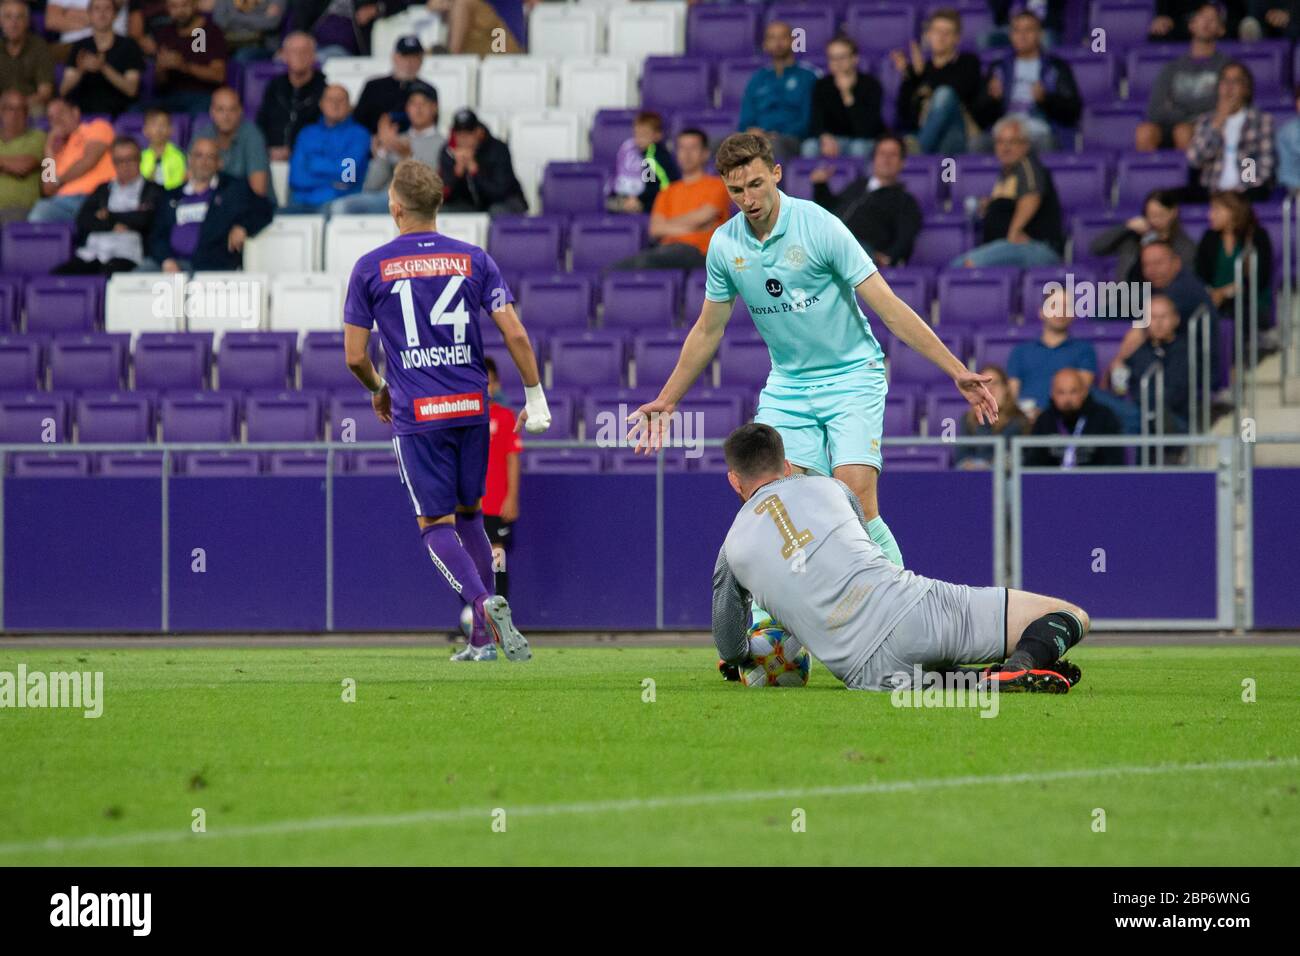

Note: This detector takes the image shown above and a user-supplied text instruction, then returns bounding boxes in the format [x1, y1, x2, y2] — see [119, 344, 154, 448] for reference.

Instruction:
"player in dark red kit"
[343, 159, 551, 663]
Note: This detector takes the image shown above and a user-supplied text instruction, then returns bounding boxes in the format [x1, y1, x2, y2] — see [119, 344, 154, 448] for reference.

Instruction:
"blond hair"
[390, 159, 444, 221]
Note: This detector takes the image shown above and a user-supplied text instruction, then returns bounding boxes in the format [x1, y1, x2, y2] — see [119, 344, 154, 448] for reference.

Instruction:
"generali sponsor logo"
[380, 253, 473, 281]
[413, 392, 484, 422]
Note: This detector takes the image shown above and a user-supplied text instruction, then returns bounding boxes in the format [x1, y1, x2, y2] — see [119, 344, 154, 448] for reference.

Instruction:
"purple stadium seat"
[1123, 45, 1182, 101]
[948, 154, 1003, 209]
[1041, 153, 1109, 212]
[925, 393, 975, 435]
[2, 222, 74, 276]
[670, 110, 740, 152]
[1069, 212, 1124, 267]
[1218, 41, 1287, 95]
[551, 330, 627, 388]
[521, 448, 604, 473]
[632, 331, 688, 386]
[973, 327, 1040, 370]
[601, 272, 679, 329]
[1091, 333, 1129, 373]
[0, 335, 42, 390]
[0, 276, 21, 332]
[569, 216, 644, 272]
[580, 386, 656, 437]
[10, 452, 91, 477]
[909, 214, 970, 268]
[718, 57, 767, 111]
[245, 390, 322, 442]
[717, 336, 772, 388]
[134, 332, 212, 391]
[516, 272, 594, 329]
[884, 392, 918, 435]
[1114, 151, 1186, 211]
[1089, 1, 1156, 51]
[328, 394, 393, 442]
[641, 57, 713, 113]
[0, 391, 70, 441]
[98, 451, 166, 476]
[216, 331, 296, 390]
[687, 5, 761, 58]
[347, 449, 398, 474]
[591, 109, 640, 169]
[1055, 48, 1118, 103]
[936, 268, 1017, 326]
[1081, 104, 1144, 151]
[24, 276, 104, 334]
[693, 448, 729, 472]
[882, 445, 951, 470]
[181, 451, 262, 476]
[242, 61, 287, 116]
[267, 451, 334, 476]
[489, 215, 565, 276]
[843, 4, 916, 57]
[526, 387, 576, 437]
[1021, 265, 1098, 318]
[76, 391, 153, 442]
[766, 4, 837, 55]
[683, 268, 708, 317]
[677, 386, 747, 438]
[606, 448, 691, 473]
[898, 154, 944, 211]
[782, 156, 861, 201]
[160, 391, 238, 441]
[48, 333, 128, 390]
[113, 112, 148, 147]
[298, 331, 353, 391]
[878, 267, 934, 320]
[890, 330, 966, 384]
[541, 163, 606, 216]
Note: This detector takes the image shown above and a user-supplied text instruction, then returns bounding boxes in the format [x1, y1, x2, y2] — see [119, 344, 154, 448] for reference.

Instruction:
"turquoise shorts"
[754, 369, 888, 476]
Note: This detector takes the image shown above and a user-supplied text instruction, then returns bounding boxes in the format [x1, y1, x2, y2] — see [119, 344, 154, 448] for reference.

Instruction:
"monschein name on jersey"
[400, 343, 475, 369]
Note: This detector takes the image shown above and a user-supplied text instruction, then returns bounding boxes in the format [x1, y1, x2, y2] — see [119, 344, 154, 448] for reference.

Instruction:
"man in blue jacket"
[286, 84, 371, 211]
[973, 10, 1081, 152]
[738, 21, 817, 162]
[148, 137, 273, 272]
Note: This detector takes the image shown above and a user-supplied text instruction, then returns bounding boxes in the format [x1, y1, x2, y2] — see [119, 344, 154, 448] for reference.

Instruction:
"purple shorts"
[391, 424, 490, 517]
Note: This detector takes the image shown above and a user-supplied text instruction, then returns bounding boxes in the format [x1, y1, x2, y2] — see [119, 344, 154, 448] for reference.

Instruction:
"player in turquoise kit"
[631, 132, 996, 575]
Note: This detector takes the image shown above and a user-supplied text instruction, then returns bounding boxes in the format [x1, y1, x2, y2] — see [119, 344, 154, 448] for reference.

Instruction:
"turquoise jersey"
[704, 191, 885, 386]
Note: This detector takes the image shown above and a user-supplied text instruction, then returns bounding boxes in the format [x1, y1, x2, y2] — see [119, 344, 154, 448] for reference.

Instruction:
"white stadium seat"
[322, 57, 387, 103]
[105, 272, 182, 337]
[325, 214, 398, 276]
[478, 56, 555, 114]
[243, 215, 324, 273]
[370, 5, 447, 60]
[529, 4, 604, 56]
[475, 110, 509, 140]
[508, 110, 585, 210]
[184, 271, 268, 335]
[269, 273, 346, 336]
[419, 55, 479, 130]
[558, 56, 636, 112]
[606, 2, 686, 60]
[436, 212, 489, 247]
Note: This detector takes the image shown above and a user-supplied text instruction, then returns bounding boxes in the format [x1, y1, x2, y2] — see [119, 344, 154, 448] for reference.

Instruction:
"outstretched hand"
[626, 398, 677, 454]
[955, 370, 998, 426]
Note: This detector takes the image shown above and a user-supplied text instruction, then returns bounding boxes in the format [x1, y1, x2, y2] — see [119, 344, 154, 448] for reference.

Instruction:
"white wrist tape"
[369, 377, 387, 394]
[523, 383, 551, 433]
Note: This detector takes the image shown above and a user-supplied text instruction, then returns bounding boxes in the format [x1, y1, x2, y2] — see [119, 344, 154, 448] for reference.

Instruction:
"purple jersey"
[343, 230, 513, 435]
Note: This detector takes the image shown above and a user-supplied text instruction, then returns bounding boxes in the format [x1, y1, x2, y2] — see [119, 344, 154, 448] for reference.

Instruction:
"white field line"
[1, 756, 1294, 857]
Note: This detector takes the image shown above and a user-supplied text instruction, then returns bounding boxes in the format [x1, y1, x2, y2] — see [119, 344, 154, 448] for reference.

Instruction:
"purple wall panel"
[5, 477, 160, 631]
[1021, 472, 1218, 619]
[1252, 468, 1300, 628]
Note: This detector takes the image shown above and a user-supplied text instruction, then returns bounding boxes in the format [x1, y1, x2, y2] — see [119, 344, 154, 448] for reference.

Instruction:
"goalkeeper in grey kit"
[711, 424, 1090, 693]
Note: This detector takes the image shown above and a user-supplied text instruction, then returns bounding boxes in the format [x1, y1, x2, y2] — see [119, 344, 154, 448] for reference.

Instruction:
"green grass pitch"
[1, 645, 1297, 866]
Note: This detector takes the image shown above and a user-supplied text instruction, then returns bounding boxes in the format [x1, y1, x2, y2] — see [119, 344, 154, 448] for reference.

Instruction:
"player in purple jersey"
[343, 160, 552, 663]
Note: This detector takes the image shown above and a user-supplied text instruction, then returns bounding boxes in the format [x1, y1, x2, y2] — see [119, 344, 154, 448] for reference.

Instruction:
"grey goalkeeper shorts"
[846, 581, 1008, 691]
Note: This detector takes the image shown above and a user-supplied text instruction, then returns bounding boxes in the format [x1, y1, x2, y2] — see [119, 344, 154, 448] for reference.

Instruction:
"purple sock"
[455, 510, 497, 596]
[421, 524, 490, 645]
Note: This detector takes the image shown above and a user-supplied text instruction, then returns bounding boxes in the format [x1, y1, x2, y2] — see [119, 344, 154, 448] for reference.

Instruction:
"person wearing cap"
[327, 84, 444, 215]
[352, 34, 437, 135]
[439, 108, 527, 215]
[285, 83, 371, 211]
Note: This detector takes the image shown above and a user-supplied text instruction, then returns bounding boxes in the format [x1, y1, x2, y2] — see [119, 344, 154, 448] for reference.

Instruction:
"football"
[741, 621, 812, 688]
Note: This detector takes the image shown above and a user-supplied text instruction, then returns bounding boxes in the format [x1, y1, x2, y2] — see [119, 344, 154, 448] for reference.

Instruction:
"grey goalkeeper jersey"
[712, 474, 934, 683]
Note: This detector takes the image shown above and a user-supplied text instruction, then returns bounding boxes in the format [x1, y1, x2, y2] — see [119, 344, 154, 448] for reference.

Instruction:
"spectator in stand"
[972, 9, 1080, 153]
[0, 0, 55, 118]
[809, 133, 922, 266]
[1137, 3, 1230, 152]
[28, 97, 115, 222]
[352, 35, 434, 135]
[608, 110, 679, 214]
[951, 115, 1063, 268]
[737, 21, 817, 162]
[1090, 188, 1198, 284]
[285, 84, 369, 211]
[610, 128, 728, 271]
[1151, 0, 1244, 41]
[1007, 285, 1098, 417]
[140, 107, 186, 189]
[428, 0, 533, 56]
[150, 0, 229, 115]
[1196, 189, 1273, 329]
[482, 355, 521, 600]
[149, 136, 273, 271]
[212, 0, 285, 64]
[439, 108, 526, 215]
[982, 0, 1067, 48]
[60, 0, 145, 118]
[287, 0, 388, 61]
[802, 34, 884, 160]
[53, 136, 164, 274]
[256, 31, 325, 162]
[329, 84, 442, 215]
[46, 0, 130, 46]
[192, 86, 270, 198]
[128, 0, 172, 57]
[1276, 83, 1300, 189]
[956, 364, 1028, 469]
[1121, 293, 1196, 433]
[1185, 61, 1275, 201]
[892, 8, 982, 156]
[1239, 1, 1300, 38]
[1024, 368, 1125, 468]
[0, 90, 44, 223]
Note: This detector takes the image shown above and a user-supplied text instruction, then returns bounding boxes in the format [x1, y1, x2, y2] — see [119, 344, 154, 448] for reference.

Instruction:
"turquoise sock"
[750, 603, 773, 628]
[867, 515, 904, 568]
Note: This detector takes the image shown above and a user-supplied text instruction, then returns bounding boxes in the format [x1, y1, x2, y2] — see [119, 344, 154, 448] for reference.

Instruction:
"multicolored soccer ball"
[741, 621, 811, 688]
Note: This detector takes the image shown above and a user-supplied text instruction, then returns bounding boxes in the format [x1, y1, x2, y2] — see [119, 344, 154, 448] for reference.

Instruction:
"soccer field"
[1, 644, 1297, 866]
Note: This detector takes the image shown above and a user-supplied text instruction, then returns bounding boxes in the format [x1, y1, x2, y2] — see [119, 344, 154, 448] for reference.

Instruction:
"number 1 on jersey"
[391, 276, 470, 347]
[755, 495, 814, 560]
